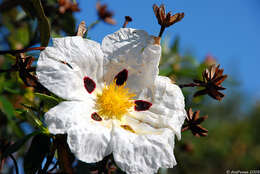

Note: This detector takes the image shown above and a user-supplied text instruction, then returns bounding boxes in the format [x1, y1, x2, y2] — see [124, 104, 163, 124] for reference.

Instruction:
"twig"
[158, 26, 166, 37]
[85, 20, 100, 37]
[0, 159, 5, 171]
[0, 0, 20, 12]
[9, 154, 19, 174]
[179, 83, 199, 88]
[0, 68, 15, 73]
[0, 47, 45, 55]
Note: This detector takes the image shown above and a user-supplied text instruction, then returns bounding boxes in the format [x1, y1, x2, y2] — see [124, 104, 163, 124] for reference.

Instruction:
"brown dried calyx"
[182, 108, 208, 137]
[96, 1, 116, 25]
[153, 4, 184, 37]
[194, 64, 228, 101]
[58, 0, 80, 14]
[16, 54, 48, 93]
[122, 16, 133, 28]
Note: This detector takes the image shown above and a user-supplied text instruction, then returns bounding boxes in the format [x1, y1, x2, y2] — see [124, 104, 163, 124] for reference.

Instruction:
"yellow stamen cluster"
[96, 81, 135, 120]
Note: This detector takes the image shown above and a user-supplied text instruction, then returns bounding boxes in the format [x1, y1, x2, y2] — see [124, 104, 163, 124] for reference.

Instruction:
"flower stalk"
[179, 83, 200, 88]
[85, 20, 100, 37]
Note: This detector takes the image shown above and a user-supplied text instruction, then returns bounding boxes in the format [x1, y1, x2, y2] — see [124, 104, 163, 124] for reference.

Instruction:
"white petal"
[102, 28, 161, 93]
[132, 76, 186, 140]
[36, 36, 104, 100]
[111, 123, 176, 174]
[45, 101, 112, 163]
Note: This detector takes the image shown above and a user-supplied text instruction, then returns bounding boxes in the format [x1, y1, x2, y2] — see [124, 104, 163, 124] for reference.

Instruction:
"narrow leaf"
[35, 93, 61, 110]
[31, 0, 50, 46]
[24, 134, 51, 174]
[2, 131, 40, 158]
[0, 96, 23, 137]
[35, 93, 60, 103]
[0, 96, 15, 117]
[21, 0, 50, 46]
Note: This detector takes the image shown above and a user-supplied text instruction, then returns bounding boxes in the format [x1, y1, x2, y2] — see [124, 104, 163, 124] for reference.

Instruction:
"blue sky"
[75, 0, 260, 101]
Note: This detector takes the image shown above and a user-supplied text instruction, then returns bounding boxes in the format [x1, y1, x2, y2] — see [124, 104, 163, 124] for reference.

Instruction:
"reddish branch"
[179, 83, 199, 88]
[0, 47, 45, 55]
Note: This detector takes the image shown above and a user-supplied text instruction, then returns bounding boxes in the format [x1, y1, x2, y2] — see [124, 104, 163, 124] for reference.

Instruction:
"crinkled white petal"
[111, 122, 176, 174]
[132, 76, 186, 140]
[45, 101, 112, 163]
[36, 36, 104, 100]
[37, 28, 186, 173]
[102, 28, 161, 93]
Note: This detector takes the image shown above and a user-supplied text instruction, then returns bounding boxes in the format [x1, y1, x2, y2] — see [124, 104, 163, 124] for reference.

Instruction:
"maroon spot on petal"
[114, 69, 128, 86]
[121, 125, 136, 133]
[84, 76, 96, 93]
[134, 100, 152, 111]
[91, 112, 102, 121]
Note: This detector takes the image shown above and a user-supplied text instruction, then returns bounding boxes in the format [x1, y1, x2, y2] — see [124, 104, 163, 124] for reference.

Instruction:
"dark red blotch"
[134, 100, 152, 111]
[114, 69, 128, 86]
[91, 112, 102, 121]
[84, 76, 96, 93]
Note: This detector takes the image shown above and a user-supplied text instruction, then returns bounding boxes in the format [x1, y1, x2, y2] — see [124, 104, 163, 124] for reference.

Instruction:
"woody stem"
[179, 83, 199, 88]
[86, 20, 100, 36]
[158, 25, 166, 37]
[122, 21, 129, 28]
[0, 47, 46, 55]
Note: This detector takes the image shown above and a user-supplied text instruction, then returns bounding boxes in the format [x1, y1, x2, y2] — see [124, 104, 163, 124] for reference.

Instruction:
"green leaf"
[2, 131, 40, 158]
[20, 103, 49, 133]
[34, 93, 61, 109]
[159, 67, 173, 76]
[20, 1, 35, 18]
[59, 12, 76, 35]
[38, 18, 51, 47]
[34, 93, 60, 102]
[20, 0, 50, 46]
[0, 96, 24, 137]
[15, 108, 28, 120]
[32, 0, 50, 46]
[3, 86, 20, 94]
[24, 134, 51, 174]
[0, 96, 15, 117]
[14, 109, 25, 115]
[171, 36, 180, 54]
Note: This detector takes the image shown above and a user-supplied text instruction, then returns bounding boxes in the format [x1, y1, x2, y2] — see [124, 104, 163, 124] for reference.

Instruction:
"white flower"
[36, 28, 186, 174]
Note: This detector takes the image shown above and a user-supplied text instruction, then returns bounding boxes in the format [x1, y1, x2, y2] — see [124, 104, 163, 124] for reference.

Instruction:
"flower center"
[96, 81, 135, 120]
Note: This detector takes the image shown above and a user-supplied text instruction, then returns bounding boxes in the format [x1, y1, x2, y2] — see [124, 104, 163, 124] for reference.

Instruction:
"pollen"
[96, 81, 135, 120]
